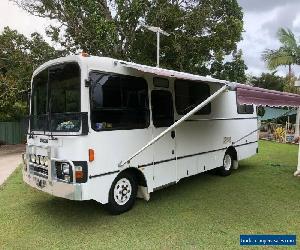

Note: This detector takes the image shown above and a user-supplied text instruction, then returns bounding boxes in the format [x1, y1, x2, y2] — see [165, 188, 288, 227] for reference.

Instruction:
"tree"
[13, 0, 244, 75]
[262, 28, 300, 79]
[0, 27, 65, 121]
[250, 72, 285, 92]
[210, 49, 248, 83]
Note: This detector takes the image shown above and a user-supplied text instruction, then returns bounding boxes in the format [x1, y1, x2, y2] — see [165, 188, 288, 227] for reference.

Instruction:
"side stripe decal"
[89, 140, 258, 179]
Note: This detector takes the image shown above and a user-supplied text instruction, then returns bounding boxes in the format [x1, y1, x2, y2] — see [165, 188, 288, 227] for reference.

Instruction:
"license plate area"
[33, 176, 47, 189]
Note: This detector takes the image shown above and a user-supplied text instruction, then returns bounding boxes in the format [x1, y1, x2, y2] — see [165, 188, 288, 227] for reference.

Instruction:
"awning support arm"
[119, 85, 229, 168]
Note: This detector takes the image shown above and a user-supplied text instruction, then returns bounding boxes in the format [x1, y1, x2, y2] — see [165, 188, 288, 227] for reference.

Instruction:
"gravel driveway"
[0, 144, 25, 186]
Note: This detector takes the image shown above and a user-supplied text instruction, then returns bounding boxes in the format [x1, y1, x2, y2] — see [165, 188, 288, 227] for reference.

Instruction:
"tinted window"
[175, 79, 211, 115]
[49, 63, 81, 113]
[32, 69, 47, 116]
[151, 90, 174, 127]
[90, 72, 149, 131]
[31, 63, 81, 132]
[237, 104, 254, 114]
[153, 77, 169, 88]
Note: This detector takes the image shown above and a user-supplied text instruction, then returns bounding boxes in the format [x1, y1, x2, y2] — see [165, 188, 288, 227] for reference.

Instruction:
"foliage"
[262, 28, 300, 76]
[0, 27, 65, 121]
[249, 71, 285, 91]
[13, 0, 244, 77]
[282, 74, 300, 94]
[210, 49, 248, 83]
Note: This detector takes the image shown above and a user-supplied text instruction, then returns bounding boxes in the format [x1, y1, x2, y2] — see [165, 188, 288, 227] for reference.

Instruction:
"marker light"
[81, 52, 90, 57]
[89, 149, 95, 162]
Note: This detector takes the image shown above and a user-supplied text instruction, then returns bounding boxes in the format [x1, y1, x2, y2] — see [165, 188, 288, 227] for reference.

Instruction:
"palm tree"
[262, 28, 300, 79]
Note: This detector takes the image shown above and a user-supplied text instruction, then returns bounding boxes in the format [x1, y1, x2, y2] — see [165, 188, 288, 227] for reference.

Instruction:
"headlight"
[62, 163, 70, 175]
[30, 154, 36, 163]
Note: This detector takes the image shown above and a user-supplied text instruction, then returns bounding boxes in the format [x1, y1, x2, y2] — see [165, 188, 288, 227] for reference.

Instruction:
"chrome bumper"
[22, 169, 83, 200]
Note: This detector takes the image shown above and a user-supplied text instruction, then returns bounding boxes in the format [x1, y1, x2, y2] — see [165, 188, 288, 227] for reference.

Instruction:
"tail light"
[73, 161, 88, 183]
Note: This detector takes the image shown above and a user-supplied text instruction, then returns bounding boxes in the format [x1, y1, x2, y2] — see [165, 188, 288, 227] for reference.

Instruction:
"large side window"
[175, 79, 211, 115]
[90, 72, 149, 131]
[237, 104, 254, 114]
[151, 90, 174, 127]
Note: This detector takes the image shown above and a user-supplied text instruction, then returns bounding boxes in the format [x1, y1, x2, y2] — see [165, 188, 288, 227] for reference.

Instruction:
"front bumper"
[23, 169, 83, 200]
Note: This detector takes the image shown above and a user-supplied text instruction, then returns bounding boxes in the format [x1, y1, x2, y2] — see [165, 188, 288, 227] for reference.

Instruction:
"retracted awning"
[119, 61, 228, 85]
[119, 60, 300, 107]
[236, 84, 300, 107]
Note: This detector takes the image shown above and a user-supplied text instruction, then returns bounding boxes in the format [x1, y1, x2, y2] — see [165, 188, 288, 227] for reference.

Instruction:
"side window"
[90, 72, 149, 131]
[151, 90, 174, 127]
[237, 104, 254, 114]
[175, 79, 211, 115]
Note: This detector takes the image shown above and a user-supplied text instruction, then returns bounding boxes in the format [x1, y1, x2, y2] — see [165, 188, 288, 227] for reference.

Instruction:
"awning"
[119, 61, 228, 85]
[260, 107, 297, 121]
[119, 60, 300, 107]
[236, 84, 300, 107]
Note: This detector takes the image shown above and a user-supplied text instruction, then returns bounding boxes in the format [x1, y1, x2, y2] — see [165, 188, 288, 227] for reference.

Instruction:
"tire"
[106, 172, 137, 215]
[217, 151, 234, 176]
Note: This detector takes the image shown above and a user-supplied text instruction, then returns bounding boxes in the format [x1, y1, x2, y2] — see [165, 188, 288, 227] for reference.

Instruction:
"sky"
[1, 0, 300, 77]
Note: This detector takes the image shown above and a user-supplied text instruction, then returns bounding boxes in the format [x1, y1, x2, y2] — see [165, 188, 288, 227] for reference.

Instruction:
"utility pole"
[142, 25, 170, 67]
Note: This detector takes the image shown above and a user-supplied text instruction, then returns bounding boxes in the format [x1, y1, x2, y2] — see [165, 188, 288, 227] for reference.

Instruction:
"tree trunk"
[288, 64, 292, 82]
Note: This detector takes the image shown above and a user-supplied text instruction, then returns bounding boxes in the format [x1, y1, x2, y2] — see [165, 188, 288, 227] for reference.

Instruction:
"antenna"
[141, 25, 170, 67]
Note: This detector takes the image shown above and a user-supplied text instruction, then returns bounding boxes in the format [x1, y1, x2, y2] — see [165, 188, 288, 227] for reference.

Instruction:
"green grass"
[1, 141, 300, 249]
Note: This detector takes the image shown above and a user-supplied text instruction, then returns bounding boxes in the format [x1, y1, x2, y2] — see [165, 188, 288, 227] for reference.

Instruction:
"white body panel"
[23, 56, 258, 205]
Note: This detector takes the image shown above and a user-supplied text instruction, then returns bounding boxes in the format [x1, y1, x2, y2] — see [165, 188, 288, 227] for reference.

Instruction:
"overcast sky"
[1, 0, 300, 77]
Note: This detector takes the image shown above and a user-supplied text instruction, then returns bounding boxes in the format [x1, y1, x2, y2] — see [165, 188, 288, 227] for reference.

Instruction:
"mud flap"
[137, 186, 150, 201]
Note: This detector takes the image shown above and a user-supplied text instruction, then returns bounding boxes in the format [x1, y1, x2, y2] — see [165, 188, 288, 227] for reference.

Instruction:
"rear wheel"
[217, 151, 234, 176]
[106, 172, 137, 215]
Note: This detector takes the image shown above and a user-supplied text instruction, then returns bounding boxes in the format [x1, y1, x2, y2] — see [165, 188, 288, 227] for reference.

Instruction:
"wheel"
[106, 172, 137, 215]
[217, 151, 234, 176]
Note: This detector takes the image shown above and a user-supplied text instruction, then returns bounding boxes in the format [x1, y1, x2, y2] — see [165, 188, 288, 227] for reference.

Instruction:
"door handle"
[171, 130, 175, 139]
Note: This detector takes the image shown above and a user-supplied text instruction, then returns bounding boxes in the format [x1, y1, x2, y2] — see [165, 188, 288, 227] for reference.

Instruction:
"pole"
[157, 31, 160, 67]
[295, 106, 300, 176]
[119, 85, 229, 167]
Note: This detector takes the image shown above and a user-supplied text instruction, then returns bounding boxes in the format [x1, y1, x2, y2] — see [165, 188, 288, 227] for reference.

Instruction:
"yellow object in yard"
[274, 127, 286, 142]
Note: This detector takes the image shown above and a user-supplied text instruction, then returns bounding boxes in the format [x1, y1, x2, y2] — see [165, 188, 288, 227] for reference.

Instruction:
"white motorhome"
[23, 55, 263, 214]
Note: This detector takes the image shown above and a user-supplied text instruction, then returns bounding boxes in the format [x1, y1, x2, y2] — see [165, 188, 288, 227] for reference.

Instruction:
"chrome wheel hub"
[114, 178, 132, 205]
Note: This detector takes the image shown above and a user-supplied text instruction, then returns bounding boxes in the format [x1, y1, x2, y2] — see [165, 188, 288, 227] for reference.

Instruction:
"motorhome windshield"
[31, 63, 81, 132]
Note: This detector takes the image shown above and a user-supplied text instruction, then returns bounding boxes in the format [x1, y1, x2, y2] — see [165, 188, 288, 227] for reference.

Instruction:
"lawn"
[1, 141, 300, 249]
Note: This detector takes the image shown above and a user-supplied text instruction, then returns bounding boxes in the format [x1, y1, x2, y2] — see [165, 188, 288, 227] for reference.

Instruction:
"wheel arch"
[226, 146, 238, 170]
[226, 146, 238, 160]
[120, 167, 147, 187]
[118, 167, 150, 201]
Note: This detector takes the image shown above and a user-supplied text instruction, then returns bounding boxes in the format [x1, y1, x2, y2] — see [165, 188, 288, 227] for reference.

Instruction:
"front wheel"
[106, 172, 137, 215]
[217, 151, 234, 176]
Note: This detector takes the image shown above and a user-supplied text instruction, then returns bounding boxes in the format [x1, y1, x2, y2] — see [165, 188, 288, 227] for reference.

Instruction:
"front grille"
[29, 164, 48, 179]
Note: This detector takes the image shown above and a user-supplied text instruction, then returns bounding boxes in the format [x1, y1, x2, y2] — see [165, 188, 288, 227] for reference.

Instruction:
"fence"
[0, 120, 27, 145]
